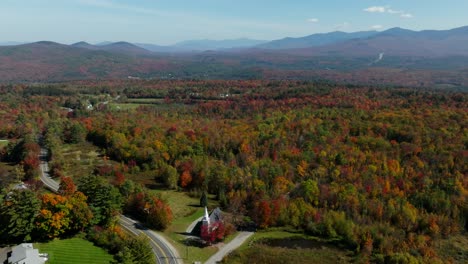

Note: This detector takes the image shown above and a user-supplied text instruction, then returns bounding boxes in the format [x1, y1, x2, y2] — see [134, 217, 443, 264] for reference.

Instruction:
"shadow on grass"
[176, 231, 193, 236]
[183, 237, 205, 248]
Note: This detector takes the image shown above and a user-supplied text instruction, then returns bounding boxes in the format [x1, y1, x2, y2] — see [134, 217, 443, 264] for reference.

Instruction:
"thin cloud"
[364, 6, 413, 19]
[371, 25, 383, 30]
[387, 9, 413, 18]
[307, 18, 319, 23]
[364, 6, 386, 13]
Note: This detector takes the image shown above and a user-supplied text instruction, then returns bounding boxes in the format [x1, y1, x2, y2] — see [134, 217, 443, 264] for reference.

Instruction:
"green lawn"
[35, 238, 113, 264]
[152, 190, 203, 219]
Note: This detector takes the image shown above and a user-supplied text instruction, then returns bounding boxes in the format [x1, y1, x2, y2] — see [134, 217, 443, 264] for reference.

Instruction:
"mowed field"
[35, 238, 113, 264]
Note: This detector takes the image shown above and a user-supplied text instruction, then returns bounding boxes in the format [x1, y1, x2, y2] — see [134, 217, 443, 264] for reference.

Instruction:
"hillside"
[0, 26, 467, 88]
[0, 42, 172, 81]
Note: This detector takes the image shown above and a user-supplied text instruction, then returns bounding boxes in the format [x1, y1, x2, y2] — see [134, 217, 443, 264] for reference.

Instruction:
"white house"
[8, 244, 47, 264]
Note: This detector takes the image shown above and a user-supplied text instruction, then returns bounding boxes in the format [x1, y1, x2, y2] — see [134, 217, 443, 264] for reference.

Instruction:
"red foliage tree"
[201, 222, 225, 245]
[58, 176, 77, 196]
[179, 170, 192, 188]
[114, 170, 126, 186]
[257, 200, 272, 228]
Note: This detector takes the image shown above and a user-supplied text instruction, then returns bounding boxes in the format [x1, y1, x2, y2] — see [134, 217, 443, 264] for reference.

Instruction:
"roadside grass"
[35, 237, 113, 264]
[223, 229, 353, 264]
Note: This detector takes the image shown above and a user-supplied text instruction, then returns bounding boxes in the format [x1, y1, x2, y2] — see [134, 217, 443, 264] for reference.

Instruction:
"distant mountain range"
[3, 26, 468, 54]
[284, 26, 468, 57]
[0, 26, 467, 87]
[132, 38, 267, 52]
[255, 31, 378, 50]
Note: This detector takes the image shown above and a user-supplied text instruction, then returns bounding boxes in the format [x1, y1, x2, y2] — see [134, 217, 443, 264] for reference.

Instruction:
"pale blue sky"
[1, 0, 467, 45]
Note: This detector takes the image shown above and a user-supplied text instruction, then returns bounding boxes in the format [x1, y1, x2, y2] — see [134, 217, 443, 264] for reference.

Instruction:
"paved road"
[38, 146, 182, 264]
[204, 232, 254, 264]
[119, 215, 182, 264]
[39, 148, 59, 192]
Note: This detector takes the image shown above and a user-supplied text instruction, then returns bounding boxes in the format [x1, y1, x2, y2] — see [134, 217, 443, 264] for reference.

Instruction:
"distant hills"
[3, 26, 468, 54]
[72, 41, 152, 55]
[0, 26, 467, 87]
[284, 26, 468, 57]
[133, 38, 268, 52]
[255, 31, 378, 50]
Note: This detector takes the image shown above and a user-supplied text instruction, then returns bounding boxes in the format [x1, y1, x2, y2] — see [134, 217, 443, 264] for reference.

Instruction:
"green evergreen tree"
[0, 189, 41, 243]
[200, 191, 208, 207]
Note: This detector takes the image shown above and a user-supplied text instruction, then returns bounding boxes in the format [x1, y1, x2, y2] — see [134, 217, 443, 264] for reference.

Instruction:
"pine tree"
[200, 191, 208, 207]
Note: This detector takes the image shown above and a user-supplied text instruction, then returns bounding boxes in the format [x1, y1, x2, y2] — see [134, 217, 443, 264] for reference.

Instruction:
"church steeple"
[203, 206, 210, 226]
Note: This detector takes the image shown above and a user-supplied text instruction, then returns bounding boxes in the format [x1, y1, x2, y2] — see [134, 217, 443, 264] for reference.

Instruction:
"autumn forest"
[0, 80, 466, 263]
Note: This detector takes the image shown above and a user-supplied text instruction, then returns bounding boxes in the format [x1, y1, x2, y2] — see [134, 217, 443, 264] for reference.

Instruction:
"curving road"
[119, 215, 181, 264]
[39, 148, 60, 192]
[38, 147, 182, 264]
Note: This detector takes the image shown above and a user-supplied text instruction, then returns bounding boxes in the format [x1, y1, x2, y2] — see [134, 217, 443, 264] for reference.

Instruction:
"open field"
[222, 230, 353, 264]
[58, 142, 107, 179]
[109, 97, 195, 112]
[126, 98, 165, 104]
[35, 238, 113, 264]
[108, 103, 143, 111]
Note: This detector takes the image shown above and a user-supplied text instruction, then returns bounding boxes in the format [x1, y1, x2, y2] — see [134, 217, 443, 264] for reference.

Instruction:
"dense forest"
[0, 80, 466, 263]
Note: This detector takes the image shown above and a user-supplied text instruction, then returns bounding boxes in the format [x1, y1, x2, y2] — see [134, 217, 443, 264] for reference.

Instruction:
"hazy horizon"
[1, 0, 468, 45]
